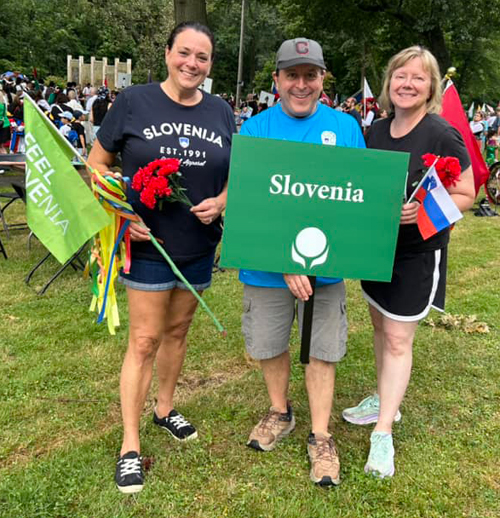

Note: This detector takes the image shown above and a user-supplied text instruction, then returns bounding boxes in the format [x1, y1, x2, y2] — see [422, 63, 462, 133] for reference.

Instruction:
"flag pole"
[235, 0, 246, 108]
[407, 158, 439, 203]
[362, 77, 366, 121]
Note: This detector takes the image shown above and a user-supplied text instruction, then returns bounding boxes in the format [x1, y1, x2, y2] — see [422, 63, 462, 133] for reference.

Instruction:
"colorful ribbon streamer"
[88, 170, 139, 334]
[88, 168, 225, 335]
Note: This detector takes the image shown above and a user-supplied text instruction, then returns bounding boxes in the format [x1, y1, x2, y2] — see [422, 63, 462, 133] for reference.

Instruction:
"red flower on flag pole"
[421, 154, 461, 188]
[412, 154, 464, 240]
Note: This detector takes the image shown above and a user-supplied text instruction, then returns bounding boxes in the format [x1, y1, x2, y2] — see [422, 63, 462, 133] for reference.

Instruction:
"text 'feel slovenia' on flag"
[24, 96, 109, 264]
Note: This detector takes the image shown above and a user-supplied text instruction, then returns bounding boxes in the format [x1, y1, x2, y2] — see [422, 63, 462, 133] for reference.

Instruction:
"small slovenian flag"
[413, 165, 463, 240]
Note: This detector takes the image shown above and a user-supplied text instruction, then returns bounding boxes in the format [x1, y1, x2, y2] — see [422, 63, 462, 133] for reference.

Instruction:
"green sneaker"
[342, 394, 401, 425]
[364, 431, 395, 478]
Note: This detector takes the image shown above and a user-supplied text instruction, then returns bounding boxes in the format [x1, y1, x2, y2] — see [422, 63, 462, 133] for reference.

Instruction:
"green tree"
[0, 0, 174, 84]
[93, 0, 174, 83]
[208, 0, 285, 96]
[1, 0, 499, 104]
[277, 0, 500, 101]
[0, 0, 97, 78]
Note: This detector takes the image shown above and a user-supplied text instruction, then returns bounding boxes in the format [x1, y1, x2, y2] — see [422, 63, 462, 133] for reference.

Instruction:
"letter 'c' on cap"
[275, 38, 326, 70]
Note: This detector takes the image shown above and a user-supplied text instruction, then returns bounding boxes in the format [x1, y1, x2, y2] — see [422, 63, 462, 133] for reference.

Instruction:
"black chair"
[0, 233, 6, 259]
[0, 182, 28, 237]
[0, 181, 26, 257]
[0, 156, 27, 237]
[0, 191, 22, 237]
[5, 182, 88, 295]
[25, 242, 89, 295]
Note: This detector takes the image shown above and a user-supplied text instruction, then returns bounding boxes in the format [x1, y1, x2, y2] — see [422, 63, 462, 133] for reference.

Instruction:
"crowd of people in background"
[223, 87, 500, 168]
[1, 70, 499, 168]
[469, 105, 500, 164]
[0, 74, 117, 157]
[223, 91, 395, 137]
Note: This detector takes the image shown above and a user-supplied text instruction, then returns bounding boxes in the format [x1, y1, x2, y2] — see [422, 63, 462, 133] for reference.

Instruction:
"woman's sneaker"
[115, 451, 144, 494]
[342, 394, 401, 425]
[364, 431, 395, 478]
[153, 409, 198, 441]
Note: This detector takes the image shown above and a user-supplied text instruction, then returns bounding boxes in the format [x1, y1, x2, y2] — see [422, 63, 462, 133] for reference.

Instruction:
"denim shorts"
[119, 252, 215, 292]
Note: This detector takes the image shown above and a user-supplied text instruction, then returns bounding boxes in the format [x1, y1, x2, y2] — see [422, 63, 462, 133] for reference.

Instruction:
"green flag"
[24, 96, 109, 263]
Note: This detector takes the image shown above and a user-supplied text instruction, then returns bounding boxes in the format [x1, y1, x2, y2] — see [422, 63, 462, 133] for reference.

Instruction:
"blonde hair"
[379, 46, 442, 115]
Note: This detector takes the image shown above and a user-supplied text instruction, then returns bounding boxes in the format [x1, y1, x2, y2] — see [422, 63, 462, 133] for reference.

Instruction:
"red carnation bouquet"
[421, 153, 461, 188]
[131, 158, 192, 210]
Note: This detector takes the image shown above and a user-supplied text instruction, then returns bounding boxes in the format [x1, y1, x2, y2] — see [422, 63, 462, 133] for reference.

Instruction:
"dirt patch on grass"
[177, 371, 239, 391]
[482, 470, 500, 491]
[0, 347, 17, 364]
[455, 260, 500, 286]
[177, 356, 258, 393]
[2, 358, 255, 469]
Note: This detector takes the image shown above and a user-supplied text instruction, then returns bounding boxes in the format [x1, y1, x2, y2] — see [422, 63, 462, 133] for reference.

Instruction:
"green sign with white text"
[220, 135, 410, 281]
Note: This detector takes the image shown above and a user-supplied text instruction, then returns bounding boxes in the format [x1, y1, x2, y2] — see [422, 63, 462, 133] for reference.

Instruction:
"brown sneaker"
[307, 432, 340, 486]
[247, 402, 295, 452]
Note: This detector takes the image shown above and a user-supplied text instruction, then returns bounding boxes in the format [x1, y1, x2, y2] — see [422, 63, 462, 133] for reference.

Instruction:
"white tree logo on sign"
[291, 227, 329, 269]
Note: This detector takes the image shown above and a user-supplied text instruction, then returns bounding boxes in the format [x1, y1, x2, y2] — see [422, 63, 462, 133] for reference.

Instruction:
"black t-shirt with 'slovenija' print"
[97, 83, 236, 262]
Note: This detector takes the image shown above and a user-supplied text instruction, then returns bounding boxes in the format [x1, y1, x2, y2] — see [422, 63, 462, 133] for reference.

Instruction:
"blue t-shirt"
[238, 102, 366, 288]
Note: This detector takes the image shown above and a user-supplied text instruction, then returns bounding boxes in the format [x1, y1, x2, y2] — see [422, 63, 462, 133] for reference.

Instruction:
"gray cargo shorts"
[241, 282, 347, 363]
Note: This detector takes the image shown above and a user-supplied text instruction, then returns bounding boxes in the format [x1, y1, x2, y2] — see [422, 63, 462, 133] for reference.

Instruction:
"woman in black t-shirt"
[88, 22, 235, 494]
[342, 46, 475, 479]
[90, 87, 111, 139]
[49, 93, 73, 122]
[8, 93, 24, 121]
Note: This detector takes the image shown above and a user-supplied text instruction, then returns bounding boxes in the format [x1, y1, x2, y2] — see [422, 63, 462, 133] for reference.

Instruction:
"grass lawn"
[0, 194, 499, 518]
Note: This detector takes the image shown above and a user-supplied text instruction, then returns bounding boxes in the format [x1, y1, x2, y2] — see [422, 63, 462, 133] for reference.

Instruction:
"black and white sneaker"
[153, 409, 198, 441]
[115, 451, 144, 494]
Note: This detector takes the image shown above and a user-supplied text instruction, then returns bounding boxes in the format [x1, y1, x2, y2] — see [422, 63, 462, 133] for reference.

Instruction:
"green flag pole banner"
[23, 94, 110, 264]
[220, 135, 409, 362]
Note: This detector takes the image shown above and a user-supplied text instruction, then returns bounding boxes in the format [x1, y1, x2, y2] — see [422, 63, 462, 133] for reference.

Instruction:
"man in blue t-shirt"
[240, 37, 365, 487]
